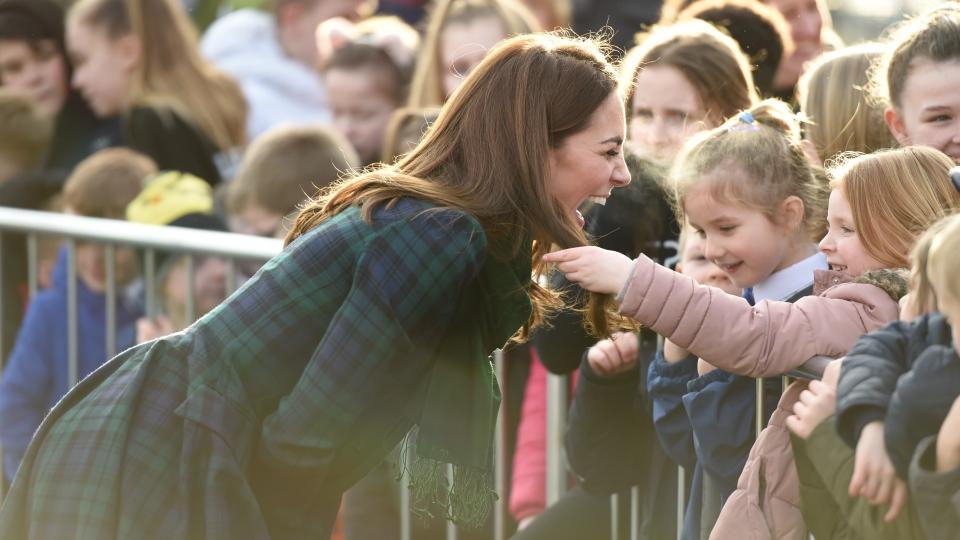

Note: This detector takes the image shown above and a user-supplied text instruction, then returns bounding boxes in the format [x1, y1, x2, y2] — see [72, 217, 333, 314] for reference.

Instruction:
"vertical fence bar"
[630, 485, 640, 540]
[546, 373, 568, 504]
[610, 493, 619, 540]
[26, 234, 38, 299]
[226, 258, 238, 296]
[755, 379, 764, 438]
[399, 437, 411, 540]
[185, 254, 196, 324]
[105, 244, 117, 359]
[446, 464, 458, 540]
[493, 349, 506, 540]
[677, 466, 686, 540]
[145, 249, 157, 319]
[66, 239, 79, 388]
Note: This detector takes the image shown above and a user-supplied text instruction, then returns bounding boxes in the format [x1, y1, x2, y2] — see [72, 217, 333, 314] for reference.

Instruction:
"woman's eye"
[606, 149, 620, 157]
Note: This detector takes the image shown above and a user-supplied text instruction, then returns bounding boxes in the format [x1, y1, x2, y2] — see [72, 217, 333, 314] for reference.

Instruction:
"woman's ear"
[884, 107, 911, 146]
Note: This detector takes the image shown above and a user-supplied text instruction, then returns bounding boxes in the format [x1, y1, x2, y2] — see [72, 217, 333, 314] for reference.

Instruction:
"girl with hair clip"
[619, 19, 758, 166]
[876, 4, 960, 165]
[407, 0, 539, 108]
[798, 42, 894, 166]
[317, 15, 419, 167]
[66, 0, 247, 185]
[0, 32, 631, 539]
[547, 144, 960, 539]
[555, 99, 829, 539]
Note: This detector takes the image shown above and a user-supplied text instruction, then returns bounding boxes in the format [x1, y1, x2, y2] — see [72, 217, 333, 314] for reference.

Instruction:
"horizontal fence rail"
[0, 207, 831, 539]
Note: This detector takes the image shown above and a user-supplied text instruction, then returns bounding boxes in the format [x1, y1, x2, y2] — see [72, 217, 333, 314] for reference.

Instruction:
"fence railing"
[0, 207, 828, 539]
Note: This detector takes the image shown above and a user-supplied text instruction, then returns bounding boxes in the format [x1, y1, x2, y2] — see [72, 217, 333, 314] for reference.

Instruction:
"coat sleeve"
[909, 435, 960, 540]
[835, 319, 915, 448]
[883, 345, 960, 480]
[803, 417, 925, 540]
[617, 255, 897, 378]
[249, 211, 487, 538]
[0, 293, 56, 480]
[647, 351, 697, 469]
[565, 354, 648, 494]
[682, 370, 773, 493]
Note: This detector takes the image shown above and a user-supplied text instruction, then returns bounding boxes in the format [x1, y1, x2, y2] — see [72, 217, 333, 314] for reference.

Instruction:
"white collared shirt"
[753, 252, 828, 302]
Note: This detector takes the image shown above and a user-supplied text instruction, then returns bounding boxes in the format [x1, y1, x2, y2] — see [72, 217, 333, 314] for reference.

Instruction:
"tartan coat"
[0, 198, 497, 539]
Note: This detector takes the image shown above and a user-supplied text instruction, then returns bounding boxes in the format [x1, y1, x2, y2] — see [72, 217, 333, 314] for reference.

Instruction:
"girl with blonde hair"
[407, 0, 539, 108]
[67, 0, 246, 184]
[798, 43, 894, 165]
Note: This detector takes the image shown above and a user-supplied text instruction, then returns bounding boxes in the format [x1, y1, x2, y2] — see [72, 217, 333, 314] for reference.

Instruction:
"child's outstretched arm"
[549, 250, 898, 379]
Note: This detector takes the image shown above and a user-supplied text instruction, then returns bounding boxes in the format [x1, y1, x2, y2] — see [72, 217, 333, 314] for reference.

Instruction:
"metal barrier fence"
[0, 207, 828, 539]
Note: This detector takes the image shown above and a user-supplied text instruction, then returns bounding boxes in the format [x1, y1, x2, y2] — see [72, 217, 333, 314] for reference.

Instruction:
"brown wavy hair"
[287, 33, 624, 338]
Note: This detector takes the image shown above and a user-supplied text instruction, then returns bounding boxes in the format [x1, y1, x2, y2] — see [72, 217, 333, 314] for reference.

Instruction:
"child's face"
[818, 188, 884, 277]
[887, 58, 960, 164]
[440, 15, 506, 100]
[162, 254, 227, 326]
[75, 241, 139, 294]
[684, 181, 799, 289]
[0, 39, 69, 117]
[66, 19, 137, 118]
[628, 65, 708, 166]
[678, 226, 740, 295]
[326, 67, 397, 165]
[232, 201, 285, 238]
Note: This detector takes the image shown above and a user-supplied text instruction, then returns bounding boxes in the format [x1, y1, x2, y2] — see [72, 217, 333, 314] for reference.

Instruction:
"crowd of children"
[0, 0, 959, 538]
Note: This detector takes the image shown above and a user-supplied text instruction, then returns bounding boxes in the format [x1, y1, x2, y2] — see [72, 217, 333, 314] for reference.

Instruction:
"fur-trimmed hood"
[813, 268, 909, 302]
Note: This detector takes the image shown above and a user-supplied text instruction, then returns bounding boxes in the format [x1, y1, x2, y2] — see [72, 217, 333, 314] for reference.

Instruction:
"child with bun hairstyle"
[547, 108, 960, 536]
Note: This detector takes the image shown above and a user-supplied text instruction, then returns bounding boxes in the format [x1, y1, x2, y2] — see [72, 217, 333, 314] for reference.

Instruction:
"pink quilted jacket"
[616, 255, 905, 539]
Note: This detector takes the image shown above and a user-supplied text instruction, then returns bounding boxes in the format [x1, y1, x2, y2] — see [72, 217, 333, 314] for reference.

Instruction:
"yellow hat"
[126, 171, 214, 225]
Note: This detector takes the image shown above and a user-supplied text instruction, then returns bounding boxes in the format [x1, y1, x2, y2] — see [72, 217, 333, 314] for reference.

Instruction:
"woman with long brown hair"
[0, 32, 629, 539]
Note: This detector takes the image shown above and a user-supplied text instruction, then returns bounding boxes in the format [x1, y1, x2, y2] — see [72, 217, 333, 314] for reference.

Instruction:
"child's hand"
[136, 316, 175, 344]
[542, 247, 633, 295]
[697, 358, 716, 376]
[586, 332, 639, 376]
[821, 358, 842, 390]
[786, 380, 836, 439]
[849, 421, 908, 522]
[936, 395, 960, 473]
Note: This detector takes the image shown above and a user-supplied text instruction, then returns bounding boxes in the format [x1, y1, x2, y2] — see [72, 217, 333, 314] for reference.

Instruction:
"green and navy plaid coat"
[0, 198, 498, 539]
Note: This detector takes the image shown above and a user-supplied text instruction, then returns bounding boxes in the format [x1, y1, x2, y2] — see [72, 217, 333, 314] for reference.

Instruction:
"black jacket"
[885, 344, 960, 479]
[835, 313, 953, 460]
